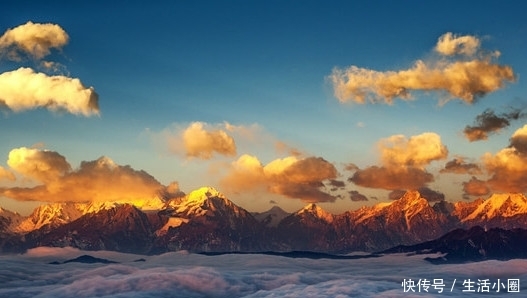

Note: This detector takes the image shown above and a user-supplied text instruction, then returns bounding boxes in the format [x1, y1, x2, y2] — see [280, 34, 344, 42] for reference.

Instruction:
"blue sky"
[1, 1, 527, 215]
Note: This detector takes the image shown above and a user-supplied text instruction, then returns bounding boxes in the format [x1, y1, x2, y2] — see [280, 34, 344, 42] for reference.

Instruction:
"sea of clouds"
[0, 247, 525, 297]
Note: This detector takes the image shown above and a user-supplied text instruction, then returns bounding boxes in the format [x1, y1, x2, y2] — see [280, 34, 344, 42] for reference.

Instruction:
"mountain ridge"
[1, 186, 527, 254]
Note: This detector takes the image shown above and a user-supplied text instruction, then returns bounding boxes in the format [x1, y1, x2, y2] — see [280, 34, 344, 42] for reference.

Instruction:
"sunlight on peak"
[187, 186, 224, 202]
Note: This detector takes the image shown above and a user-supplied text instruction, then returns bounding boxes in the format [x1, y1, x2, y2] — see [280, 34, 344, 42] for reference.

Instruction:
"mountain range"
[1, 186, 527, 255]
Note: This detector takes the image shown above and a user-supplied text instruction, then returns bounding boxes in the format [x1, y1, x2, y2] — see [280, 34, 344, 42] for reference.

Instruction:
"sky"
[1, 0, 527, 215]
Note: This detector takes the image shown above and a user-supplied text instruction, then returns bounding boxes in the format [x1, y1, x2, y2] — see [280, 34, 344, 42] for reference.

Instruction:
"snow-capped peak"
[16, 203, 85, 232]
[186, 186, 224, 202]
[297, 203, 334, 223]
[463, 193, 527, 221]
[0, 207, 24, 232]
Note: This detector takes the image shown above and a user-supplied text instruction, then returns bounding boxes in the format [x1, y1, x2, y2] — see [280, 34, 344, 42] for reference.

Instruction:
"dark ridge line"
[49, 254, 119, 265]
[197, 250, 381, 260]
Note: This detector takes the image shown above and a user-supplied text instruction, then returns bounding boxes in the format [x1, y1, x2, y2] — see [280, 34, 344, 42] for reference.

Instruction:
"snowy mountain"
[462, 193, 527, 221]
[0, 207, 23, 234]
[276, 203, 338, 252]
[154, 186, 266, 252]
[252, 206, 290, 227]
[16, 203, 85, 233]
[2, 187, 527, 254]
[332, 190, 454, 252]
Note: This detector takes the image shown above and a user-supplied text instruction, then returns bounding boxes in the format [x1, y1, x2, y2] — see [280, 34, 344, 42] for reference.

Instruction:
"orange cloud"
[0, 21, 69, 61]
[349, 132, 447, 190]
[350, 166, 433, 190]
[330, 33, 515, 104]
[162, 122, 237, 159]
[463, 108, 524, 142]
[0, 166, 15, 181]
[379, 132, 448, 168]
[1, 151, 164, 203]
[0, 67, 99, 116]
[480, 124, 527, 192]
[434, 32, 480, 56]
[7, 147, 71, 183]
[221, 154, 338, 203]
[463, 176, 490, 196]
[440, 157, 482, 175]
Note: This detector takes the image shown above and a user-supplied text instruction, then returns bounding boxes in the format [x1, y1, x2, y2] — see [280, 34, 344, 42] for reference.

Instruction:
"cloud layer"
[330, 32, 515, 104]
[0, 21, 69, 61]
[2, 148, 164, 203]
[221, 155, 338, 203]
[1, 247, 526, 298]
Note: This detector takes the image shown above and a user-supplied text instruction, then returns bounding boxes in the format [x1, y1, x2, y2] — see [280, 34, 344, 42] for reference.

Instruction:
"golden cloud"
[7, 147, 71, 183]
[349, 132, 446, 191]
[0, 21, 69, 61]
[380, 132, 448, 168]
[0, 67, 99, 116]
[349, 166, 433, 190]
[330, 33, 515, 104]
[440, 157, 482, 175]
[221, 154, 338, 203]
[463, 176, 490, 196]
[435, 32, 480, 56]
[480, 124, 527, 192]
[162, 122, 237, 159]
[1, 151, 164, 203]
[0, 166, 15, 181]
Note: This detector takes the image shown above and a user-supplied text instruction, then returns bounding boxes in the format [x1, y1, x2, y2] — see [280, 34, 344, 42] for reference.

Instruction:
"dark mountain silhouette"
[382, 226, 527, 264]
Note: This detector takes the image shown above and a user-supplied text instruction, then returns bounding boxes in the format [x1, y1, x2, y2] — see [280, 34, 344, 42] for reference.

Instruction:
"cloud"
[7, 147, 71, 183]
[0, 21, 69, 61]
[415, 186, 445, 202]
[479, 124, 527, 192]
[0, 67, 99, 116]
[350, 166, 434, 190]
[463, 108, 524, 141]
[434, 32, 481, 56]
[0, 166, 15, 181]
[509, 124, 527, 154]
[343, 163, 359, 172]
[349, 132, 446, 191]
[328, 179, 345, 188]
[1, 150, 164, 203]
[440, 157, 482, 175]
[389, 187, 444, 202]
[379, 132, 448, 168]
[221, 155, 338, 203]
[159, 122, 238, 159]
[349, 190, 368, 202]
[463, 176, 490, 197]
[157, 181, 186, 201]
[330, 32, 515, 105]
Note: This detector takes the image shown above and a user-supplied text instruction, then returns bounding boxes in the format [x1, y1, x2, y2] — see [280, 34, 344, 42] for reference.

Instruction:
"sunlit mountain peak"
[186, 186, 225, 202]
[297, 203, 334, 223]
[463, 193, 527, 221]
